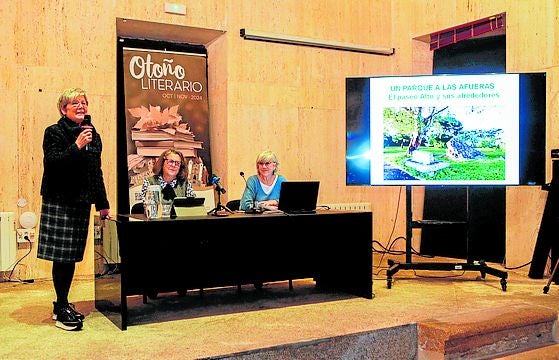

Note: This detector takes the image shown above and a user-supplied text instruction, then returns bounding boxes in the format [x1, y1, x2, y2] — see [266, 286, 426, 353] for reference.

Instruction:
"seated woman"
[240, 150, 286, 211]
[141, 148, 196, 298]
[141, 148, 196, 204]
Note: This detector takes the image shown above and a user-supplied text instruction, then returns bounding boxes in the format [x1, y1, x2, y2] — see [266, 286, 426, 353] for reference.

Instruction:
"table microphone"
[240, 171, 262, 214]
[211, 174, 226, 194]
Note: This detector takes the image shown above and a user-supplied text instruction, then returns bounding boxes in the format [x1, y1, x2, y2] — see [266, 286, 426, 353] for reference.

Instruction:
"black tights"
[52, 262, 76, 306]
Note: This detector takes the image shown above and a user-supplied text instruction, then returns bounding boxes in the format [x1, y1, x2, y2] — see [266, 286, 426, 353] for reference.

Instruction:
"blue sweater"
[240, 174, 286, 211]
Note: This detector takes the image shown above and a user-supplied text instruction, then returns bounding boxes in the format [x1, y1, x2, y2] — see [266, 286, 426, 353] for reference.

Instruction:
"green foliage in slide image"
[384, 146, 506, 181]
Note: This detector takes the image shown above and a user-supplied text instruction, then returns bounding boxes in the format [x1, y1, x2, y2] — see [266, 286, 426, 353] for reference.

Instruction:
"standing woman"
[240, 150, 286, 211]
[37, 88, 111, 331]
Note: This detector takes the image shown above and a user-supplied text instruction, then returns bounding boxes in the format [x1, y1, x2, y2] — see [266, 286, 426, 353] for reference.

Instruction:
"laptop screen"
[172, 197, 207, 217]
[277, 181, 320, 214]
[172, 197, 205, 208]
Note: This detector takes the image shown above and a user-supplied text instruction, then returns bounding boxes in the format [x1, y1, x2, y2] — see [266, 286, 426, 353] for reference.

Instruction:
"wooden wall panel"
[0, 93, 18, 207]
[206, 35, 229, 196]
[1, 0, 558, 279]
[0, 1, 18, 220]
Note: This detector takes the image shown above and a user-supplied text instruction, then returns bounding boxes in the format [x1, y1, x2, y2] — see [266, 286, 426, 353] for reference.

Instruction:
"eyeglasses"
[70, 101, 88, 108]
[258, 161, 275, 166]
[165, 159, 181, 167]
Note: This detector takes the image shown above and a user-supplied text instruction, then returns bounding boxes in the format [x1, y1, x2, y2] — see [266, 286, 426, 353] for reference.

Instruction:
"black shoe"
[55, 306, 83, 331]
[53, 301, 85, 321]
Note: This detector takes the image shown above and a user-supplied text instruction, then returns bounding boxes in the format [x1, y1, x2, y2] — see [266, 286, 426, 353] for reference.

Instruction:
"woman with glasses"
[140, 148, 196, 205]
[239, 150, 286, 211]
[38, 87, 111, 331]
[140, 148, 195, 298]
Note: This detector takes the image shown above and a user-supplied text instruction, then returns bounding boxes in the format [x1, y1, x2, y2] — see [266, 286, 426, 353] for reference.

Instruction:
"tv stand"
[386, 186, 508, 291]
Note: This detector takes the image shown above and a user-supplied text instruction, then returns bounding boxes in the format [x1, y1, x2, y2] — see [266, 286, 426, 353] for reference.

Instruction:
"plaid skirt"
[37, 200, 91, 263]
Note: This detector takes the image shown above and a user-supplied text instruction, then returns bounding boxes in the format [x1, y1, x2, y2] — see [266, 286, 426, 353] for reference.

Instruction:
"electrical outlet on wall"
[17, 228, 35, 243]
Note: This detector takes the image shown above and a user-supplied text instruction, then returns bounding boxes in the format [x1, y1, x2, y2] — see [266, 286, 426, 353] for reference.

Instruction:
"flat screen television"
[346, 72, 546, 186]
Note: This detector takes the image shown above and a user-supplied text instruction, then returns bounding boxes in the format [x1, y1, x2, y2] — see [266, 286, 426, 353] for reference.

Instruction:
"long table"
[94, 210, 373, 330]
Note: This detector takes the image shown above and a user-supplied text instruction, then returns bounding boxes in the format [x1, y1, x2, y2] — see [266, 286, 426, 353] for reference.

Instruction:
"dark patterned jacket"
[40, 116, 110, 210]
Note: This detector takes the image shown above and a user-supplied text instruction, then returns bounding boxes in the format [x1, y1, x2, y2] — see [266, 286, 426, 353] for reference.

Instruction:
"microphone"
[81, 115, 94, 151]
[210, 174, 226, 194]
[240, 171, 261, 213]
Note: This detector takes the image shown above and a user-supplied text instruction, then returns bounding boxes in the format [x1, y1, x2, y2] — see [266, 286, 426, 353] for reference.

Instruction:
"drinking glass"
[161, 199, 173, 217]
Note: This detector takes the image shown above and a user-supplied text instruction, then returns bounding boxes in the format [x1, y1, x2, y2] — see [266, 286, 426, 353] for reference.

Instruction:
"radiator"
[324, 202, 371, 211]
[0, 212, 17, 271]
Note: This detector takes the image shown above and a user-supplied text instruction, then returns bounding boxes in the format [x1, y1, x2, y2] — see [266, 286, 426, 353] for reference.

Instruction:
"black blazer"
[40, 116, 109, 210]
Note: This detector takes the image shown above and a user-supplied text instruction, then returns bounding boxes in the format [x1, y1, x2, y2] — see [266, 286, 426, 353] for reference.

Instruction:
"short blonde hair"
[57, 88, 88, 116]
[256, 150, 279, 174]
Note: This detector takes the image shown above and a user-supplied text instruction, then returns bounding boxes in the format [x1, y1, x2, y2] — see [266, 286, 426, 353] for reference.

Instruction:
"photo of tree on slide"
[382, 106, 506, 181]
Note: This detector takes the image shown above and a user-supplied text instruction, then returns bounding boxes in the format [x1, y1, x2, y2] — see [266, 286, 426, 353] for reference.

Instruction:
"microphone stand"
[207, 187, 233, 216]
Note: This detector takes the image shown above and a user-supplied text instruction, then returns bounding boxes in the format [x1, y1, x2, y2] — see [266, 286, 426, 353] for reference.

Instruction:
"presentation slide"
[346, 73, 546, 186]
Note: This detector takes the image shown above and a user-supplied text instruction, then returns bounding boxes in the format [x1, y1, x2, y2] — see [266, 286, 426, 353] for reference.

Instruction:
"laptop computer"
[172, 197, 206, 217]
[172, 197, 205, 207]
[277, 181, 320, 214]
